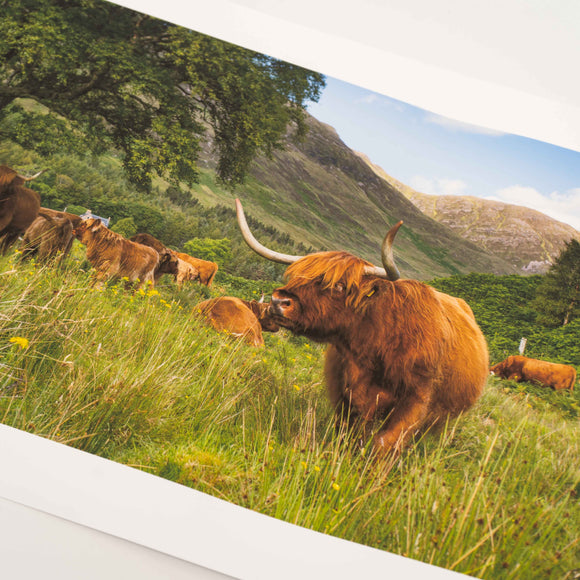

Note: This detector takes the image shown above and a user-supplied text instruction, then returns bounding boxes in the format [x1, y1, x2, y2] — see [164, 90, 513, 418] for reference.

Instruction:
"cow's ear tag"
[366, 288, 376, 298]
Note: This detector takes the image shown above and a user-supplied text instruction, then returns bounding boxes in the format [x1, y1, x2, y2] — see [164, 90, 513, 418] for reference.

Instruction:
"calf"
[73, 218, 158, 288]
[195, 296, 279, 347]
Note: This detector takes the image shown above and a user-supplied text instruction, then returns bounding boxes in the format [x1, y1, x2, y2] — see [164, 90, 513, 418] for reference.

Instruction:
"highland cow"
[176, 252, 218, 287]
[0, 165, 45, 253]
[236, 198, 489, 456]
[21, 208, 82, 262]
[490, 355, 576, 391]
[73, 218, 158, 288]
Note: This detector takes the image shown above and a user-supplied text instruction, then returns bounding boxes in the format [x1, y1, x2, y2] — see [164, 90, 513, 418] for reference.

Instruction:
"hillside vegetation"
[1, 251, 578, 579]
[2, 109, 519, 281]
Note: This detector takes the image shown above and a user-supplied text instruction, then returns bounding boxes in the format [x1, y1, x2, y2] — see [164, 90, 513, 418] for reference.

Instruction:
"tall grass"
[1, 252, 578, 578]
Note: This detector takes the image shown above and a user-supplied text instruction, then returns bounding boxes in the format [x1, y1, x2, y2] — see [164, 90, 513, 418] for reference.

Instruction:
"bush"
[183, 237, 233, 265]
[110, 217, 137, 239]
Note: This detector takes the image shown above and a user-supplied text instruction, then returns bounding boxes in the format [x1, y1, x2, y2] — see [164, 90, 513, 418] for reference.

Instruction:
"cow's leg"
[326, 346, 397, 448]
[373, 381, 432, 455]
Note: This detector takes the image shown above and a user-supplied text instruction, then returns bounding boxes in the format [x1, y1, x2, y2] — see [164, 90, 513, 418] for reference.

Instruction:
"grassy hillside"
[195, 116, 518, 279]
[0, 253, 578, 579]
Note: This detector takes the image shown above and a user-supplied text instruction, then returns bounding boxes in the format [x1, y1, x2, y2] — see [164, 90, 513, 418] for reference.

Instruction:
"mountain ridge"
[356, 151, 580, 273]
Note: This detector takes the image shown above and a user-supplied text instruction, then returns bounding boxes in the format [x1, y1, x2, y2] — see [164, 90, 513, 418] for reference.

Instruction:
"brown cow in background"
[130, 233, 181, 283]
[21, 208, 82, 262]
[236, 198, 489, 456]
[195, 296, 279, 347]
[73, 218, 158, 288]
[0, 165, 45, 254]
[175, 257, 200, 287]
[177, 252, 218, 287]
[490, 355, 576, 391]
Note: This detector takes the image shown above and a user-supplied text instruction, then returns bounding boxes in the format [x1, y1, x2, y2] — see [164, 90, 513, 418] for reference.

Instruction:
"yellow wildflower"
[331, 482, 340, 491]
[300, 461, 308, 469]
[9, 337, 29, 350]
[293, 384, 301, 392]
[314, 466, 320, 472]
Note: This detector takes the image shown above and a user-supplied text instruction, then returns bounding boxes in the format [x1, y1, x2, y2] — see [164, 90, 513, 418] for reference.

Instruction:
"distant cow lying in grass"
[195, 296, 280, 347]
[130, 233, 181, 283]
[21, 208, 82, 262]
[177, 252, 218, 287]
[490, 355, 576, 391]
[73, 218, 158, 288]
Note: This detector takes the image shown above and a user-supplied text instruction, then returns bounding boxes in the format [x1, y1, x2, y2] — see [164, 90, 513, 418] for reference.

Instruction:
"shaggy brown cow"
[195, 296, 279, 347]
[176, 252, 218, 287]
[21, 208, 82, 262]
[236, 198, 489, 456]
[490, 355, 576, 391]
[0, 165, 45, 253]
[73, 218, 158, 288]
[129, 233, 181, 283]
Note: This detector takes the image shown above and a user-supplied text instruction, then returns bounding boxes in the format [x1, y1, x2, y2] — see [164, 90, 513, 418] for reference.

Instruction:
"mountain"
[358, 154, 580, 274]
[194, 115, 518, 280]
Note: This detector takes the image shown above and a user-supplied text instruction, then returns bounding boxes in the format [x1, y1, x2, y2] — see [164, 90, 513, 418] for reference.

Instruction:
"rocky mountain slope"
[359, 154, 580, 273]
[196, 115, 518, 279]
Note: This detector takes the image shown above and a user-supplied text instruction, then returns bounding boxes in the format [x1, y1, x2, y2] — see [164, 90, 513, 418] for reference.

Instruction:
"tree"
[0, 0, 325, 190]
[532, 239, 580, 327]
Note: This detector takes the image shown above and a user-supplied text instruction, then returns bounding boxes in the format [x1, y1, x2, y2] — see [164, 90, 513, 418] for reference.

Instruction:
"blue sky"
[307, 77, 580, 230]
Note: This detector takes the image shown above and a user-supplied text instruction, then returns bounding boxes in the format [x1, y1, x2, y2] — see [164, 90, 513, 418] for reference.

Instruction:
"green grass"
[0, 253, 578, 579]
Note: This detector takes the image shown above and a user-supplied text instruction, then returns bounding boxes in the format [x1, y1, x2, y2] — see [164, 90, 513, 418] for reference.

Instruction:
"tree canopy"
[0, 0, 325, 189]
[532, 239, 580, 327]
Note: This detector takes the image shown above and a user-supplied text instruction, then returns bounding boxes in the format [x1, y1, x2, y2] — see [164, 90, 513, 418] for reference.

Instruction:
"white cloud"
[424, 112, 506, 137]
[355, 92, 406, 112]
[409, 176, 468, 196]
[355, 93, 379, 105]
[488, 186, 580, 230]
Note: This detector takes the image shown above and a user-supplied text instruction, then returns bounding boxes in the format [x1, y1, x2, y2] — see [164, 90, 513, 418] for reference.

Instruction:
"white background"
[2, 1, 579, 578]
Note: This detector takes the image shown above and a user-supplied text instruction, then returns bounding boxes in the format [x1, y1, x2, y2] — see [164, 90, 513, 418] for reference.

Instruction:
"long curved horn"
[360, 220, 403, 280]
[381, 220, 403, 280]
[19, 169, 47, 181]
[235, 198, 304, 265]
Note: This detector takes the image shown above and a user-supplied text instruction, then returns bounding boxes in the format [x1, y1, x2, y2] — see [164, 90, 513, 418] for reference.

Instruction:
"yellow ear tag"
[366, 288, 376, 298]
